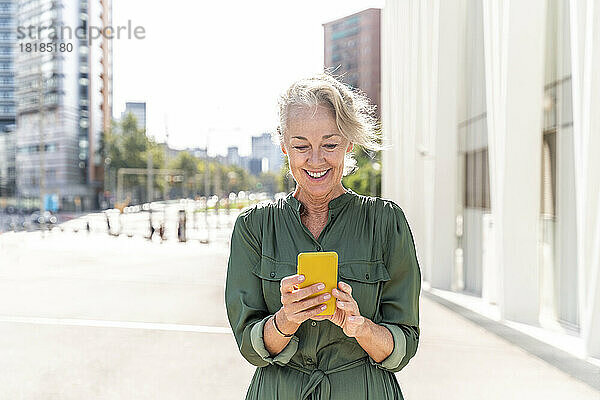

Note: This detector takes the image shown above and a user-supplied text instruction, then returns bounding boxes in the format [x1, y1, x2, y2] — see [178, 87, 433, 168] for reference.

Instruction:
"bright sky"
[112, 0, 385, 157]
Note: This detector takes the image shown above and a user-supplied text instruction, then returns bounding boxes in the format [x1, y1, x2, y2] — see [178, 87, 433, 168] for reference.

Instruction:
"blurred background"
[0, 0, 599, 399]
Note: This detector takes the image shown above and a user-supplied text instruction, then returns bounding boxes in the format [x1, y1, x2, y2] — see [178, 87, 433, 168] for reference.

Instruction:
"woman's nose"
[309, 149, 323, 165]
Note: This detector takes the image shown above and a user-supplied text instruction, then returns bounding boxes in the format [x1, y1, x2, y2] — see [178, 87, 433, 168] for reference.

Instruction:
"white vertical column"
[483, 0, 547, 324]
[569, 0, 600, 358]
[381, 0, 432, 280]
[381, 1, 394, 200]
[430, 0, 460, 290]
[381, 0, 406, 205]
[382, 0, 460, 287]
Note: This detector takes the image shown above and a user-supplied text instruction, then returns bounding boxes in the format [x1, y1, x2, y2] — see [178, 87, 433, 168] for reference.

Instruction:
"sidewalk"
[0, 229, 598, 399]
[397, 295, 599, 399]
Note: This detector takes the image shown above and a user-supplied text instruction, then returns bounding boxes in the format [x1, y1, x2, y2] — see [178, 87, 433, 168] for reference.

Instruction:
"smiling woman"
[226, 73, 421, 400]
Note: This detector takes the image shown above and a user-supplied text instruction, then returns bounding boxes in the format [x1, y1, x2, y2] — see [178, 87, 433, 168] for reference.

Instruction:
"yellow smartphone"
[297, 251, 338, 316]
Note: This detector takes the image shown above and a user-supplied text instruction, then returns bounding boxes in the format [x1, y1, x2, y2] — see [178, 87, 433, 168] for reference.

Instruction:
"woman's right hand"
[276, 274, 331, 334]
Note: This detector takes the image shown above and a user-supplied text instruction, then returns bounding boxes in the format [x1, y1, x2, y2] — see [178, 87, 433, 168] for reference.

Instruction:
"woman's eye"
[324, 144, 338, 149]
[293, 146, 309, 150]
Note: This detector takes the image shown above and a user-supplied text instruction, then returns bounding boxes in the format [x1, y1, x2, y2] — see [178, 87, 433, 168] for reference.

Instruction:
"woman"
[225, 73, 421, 399]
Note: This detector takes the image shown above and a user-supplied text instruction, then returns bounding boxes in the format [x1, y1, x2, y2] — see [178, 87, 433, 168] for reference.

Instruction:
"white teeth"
[307, 170, 328, 178]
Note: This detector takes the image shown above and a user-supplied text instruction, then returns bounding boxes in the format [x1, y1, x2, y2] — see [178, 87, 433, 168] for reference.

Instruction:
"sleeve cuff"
[250, 315, 299, 366]
[369, 323, 407, 370]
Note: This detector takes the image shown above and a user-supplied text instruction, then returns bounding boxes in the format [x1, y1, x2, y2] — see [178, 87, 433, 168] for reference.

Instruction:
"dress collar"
[284, 189, 356, 212]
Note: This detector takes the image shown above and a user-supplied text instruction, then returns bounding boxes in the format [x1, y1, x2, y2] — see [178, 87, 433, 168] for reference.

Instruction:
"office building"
[226, 146, 240, 167]
[15, 0, 112, 211]
[251, 132, 282, 174]
[0, 0, 16, 197]
[381, 0, 600, 360]
[323, 8, 381, 115]
[121, 101, 146, 131]
[248, 158, 262, 176]
[188, 146, 207, 159]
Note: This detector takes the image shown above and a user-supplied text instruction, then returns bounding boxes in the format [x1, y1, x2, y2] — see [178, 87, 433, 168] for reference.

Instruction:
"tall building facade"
[323, 8, 381, 115]
[226, 146, 240, 167]
[382, 0, 600, 360]
[0, 0, 16, 197]
[15, 0, 111, 211]
[251, 133, 282, 174]
[121, 101, 146, 131]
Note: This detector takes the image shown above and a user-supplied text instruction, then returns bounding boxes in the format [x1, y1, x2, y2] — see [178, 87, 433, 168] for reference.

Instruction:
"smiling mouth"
[304, 169, 331, 180]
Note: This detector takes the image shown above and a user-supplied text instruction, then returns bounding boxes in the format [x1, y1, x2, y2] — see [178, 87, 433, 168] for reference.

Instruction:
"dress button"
[311, 321, 317, 327]
[306, 358, 314, 365]
[365, 273, 370, 280]
[270, 272, 276, 278]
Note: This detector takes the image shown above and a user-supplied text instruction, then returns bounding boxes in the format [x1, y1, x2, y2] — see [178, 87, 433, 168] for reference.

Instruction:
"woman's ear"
[278, 127, 287, 155]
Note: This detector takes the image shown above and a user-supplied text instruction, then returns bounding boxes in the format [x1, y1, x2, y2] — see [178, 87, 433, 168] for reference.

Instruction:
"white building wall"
[569, 0, 600, 358]
[382, 0, 600, 359]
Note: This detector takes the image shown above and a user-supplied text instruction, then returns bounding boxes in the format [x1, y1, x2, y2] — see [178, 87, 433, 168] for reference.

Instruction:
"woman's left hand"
[312, 281, 368, 338]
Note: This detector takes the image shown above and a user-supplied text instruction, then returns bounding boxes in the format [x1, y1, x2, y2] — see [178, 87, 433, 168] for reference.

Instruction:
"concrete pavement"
[0, 226, 598, 399]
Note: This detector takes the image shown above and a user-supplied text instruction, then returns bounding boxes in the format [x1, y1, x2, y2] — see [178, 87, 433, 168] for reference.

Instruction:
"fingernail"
[317, 283, 325, 290]
[338, 302, 344, 308]
[298, 275, 305, 282]
[321, 305, 327, 310]
[332, 289, 338, 295]
[323, 293, 331, 300]
[348, 316, 356, 321]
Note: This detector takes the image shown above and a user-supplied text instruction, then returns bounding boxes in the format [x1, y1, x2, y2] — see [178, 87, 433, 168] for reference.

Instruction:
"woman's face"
[281, 105, 353, 198]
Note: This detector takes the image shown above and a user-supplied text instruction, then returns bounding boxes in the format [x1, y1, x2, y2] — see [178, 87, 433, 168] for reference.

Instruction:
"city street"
[0, 217, 598, 399]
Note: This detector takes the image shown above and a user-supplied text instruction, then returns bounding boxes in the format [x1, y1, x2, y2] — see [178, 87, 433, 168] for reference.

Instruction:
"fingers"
[332, 282, 353, 302]
[338, 281, 352, 295]
[280, 274, 305, 293]
[286, 292, 331, 314]
[335, 299, 359, 315]
[296, 304, 328, 320]
[332, 282, 359, 315]
[279, 275, 330, 325]
[288, 303, 327, 325]
[282, 282, 325, 305]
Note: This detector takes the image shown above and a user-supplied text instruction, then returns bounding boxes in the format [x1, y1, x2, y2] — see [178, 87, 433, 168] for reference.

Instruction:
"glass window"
[464, 148, 490, 210]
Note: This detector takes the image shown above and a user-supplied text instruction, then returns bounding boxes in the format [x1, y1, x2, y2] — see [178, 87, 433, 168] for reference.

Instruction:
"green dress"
[225, 190, 421, 400]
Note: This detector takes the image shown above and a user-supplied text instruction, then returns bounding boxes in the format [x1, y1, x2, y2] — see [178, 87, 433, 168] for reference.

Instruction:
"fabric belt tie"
[287, 357, 368, 400]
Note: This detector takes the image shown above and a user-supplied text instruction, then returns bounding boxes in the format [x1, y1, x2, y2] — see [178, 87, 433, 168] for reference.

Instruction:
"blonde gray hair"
[276, 73, 382, 176]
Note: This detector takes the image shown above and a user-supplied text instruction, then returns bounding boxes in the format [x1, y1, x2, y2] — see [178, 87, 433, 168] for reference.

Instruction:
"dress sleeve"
[225, 209, 299, 367]
[370, 202, 421, 373]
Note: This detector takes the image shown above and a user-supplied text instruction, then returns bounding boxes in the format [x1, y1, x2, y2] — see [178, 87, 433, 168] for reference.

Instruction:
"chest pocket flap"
[251, 256, 296, 281]
[339, 261, 391, 283]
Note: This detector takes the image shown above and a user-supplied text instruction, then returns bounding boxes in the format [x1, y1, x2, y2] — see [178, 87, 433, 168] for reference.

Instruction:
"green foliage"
[105, 113, 158, 171]
[104, 115, 166, 199]
[257, 172, 279, 194]
[277, 157, 295, 193]
[342, 147, 381, 197]
[168, 151, 198, 177]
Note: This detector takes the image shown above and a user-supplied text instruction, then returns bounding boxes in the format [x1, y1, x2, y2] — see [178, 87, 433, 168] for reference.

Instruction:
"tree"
[257, 172, 279, 194]
[278, 157, 295, 193]
[342, 146, 381, 196]
[104, 114, 166, 202]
